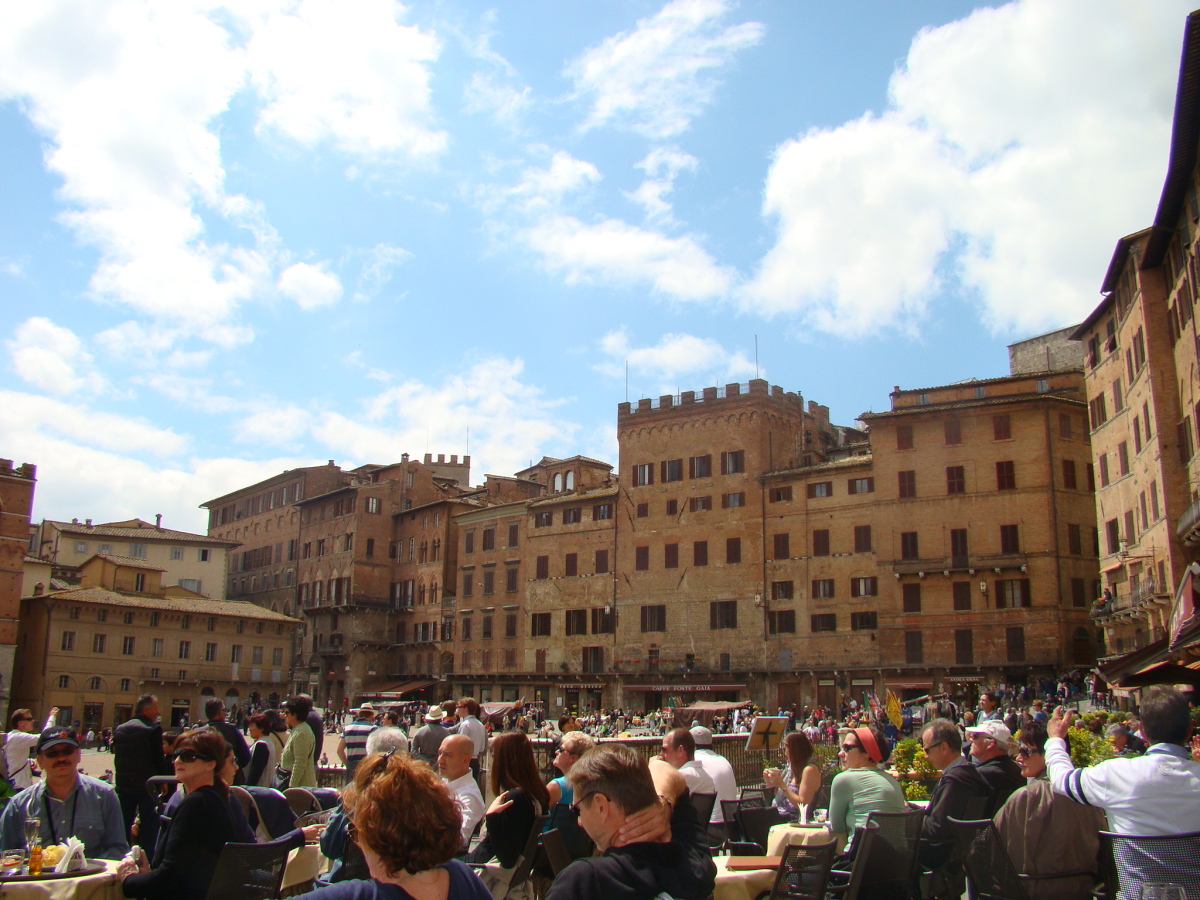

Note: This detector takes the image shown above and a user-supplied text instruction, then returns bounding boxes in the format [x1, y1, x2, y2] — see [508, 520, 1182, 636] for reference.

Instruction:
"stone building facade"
[0, 459, 36, 721]
[1073, 10, 1200, 665]
[11, 558, 299, 730]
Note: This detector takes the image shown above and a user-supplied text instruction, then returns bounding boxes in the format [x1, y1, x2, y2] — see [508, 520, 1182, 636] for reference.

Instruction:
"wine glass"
[22, 816, 39, 865]
[1142, 886, 1188, 900]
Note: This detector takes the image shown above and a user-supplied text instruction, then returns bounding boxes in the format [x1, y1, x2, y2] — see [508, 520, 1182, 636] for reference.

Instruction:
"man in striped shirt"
[337, 703, 378, 783]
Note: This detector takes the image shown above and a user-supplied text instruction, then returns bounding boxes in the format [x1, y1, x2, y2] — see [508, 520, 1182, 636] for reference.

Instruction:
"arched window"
[419, 541, 428, 563]
[418, 582, 426, 605]
[553, 473, 563, 492]
[431, 581, 439, 604]
[88, 676, 102, 690]
[432, 538, 441, 560]
[565, 470, 575, 490]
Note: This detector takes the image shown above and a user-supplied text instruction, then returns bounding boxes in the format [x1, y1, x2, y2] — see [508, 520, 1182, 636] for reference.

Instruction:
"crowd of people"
[0, 678, 1197, 899]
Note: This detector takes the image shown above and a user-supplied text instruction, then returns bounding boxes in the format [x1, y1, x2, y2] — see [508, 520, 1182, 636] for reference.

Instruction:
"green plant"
[1067, 726, 1115, 769]
[902, 779, 929, 801]
[892, 738, 919, 776]
[911, 744, 940, 779]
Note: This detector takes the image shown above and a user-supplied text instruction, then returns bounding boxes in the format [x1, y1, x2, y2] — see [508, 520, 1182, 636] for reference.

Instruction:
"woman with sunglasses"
[304, 750, 491, 900]
[117, 729, 239, 900]
[827, 725, 905, 852]
[991, 721, 1105, 900]
[764, 731, 822, 821]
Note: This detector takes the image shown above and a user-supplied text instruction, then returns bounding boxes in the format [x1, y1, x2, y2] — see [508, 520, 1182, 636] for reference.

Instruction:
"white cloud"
[6, 317, 97, 395]
[464, 71, 531, 128]
[236, 405, 311, 448]
[310, 356, 575, 481]
[277, 262, 344, 310]
[0, 390, 187, 457]
[242, 0, 446, 162]
[627, 146, 699, 222]
[0, 2, 273, 344]
[567, 0, 764, 138]
[596, 328, 756, 389]
[523, 213, 733, 299]
[482, 151, 732, 300]
[353, 243, 412, 302]
[744, 0, 1191, 335]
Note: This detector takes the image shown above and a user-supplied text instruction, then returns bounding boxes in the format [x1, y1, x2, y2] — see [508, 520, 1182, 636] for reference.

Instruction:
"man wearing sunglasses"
[0, 727, 128, 859]
[4, 706, 58, 790]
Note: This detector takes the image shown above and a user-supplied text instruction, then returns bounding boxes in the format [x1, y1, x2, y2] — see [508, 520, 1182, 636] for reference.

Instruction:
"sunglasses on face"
[171, 750, 213, 763]
[41, 746, 76, 759]
[922, 740, 944, 753]
[571, 793, 597, 813]
[1016, 746, 1042, 758]
[840, 743, 861, 753]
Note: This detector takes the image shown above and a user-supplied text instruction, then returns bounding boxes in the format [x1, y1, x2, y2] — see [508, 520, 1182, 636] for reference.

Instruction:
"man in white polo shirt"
[690, 726, 736, 844]
[659, 728, 715, 795]
[1046, 686, 1200, 835]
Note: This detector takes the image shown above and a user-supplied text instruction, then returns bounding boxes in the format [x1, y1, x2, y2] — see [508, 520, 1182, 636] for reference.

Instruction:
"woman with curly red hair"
[306, 749, 491, 899]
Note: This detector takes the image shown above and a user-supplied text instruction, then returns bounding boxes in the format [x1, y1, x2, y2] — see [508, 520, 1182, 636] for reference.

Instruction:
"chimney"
[328, 459, 335, 466]
[85, 519, 92, 528]
[155, 514, 162, 529]
[72, 518, 78, 524]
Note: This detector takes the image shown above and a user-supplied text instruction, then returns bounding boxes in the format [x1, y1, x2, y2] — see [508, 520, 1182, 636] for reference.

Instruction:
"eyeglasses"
[171, 749, 213, 763]
[18, 717, 33, 724]
[571, 793, 597, 812]
[921, 740, 944, 753]
[1016, 746, 1042, 758]
[41, 746, 76, 759]
[840, 742, 861, 753]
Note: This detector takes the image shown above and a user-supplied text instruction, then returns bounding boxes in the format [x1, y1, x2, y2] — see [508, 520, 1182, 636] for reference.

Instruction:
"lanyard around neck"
[41, 783, 79, 845]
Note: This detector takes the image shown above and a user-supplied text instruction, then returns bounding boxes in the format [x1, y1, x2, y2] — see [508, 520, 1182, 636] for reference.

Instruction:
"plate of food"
[0, 846, 107, 881]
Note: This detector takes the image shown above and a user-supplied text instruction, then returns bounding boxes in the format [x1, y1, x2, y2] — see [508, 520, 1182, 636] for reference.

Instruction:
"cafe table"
[0, 860, 123, 900]
[765, 822, 835, 856]
[713, 856, 780, 900]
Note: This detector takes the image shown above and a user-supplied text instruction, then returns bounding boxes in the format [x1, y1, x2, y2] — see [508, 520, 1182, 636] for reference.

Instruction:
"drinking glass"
[22, 816, 39, 864]
[1142, 886, 1188, 900]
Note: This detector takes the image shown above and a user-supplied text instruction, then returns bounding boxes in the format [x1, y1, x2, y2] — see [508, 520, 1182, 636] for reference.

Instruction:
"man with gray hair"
[918, 717, 990, 870]
[364, 725, 409, 757]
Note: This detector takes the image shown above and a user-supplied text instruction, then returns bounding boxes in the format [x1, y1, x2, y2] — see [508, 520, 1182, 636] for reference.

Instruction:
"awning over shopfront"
[625, 684, 747, 692]
[670, 699, 751, 728]
[356, 679, 437, 700]
[1097, 638, 1172, 684]
[1115, 661, 1200, 689]
[1169, 562, 1200, 651]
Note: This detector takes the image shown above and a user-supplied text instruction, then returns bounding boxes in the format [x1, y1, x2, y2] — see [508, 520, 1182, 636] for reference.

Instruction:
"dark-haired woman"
[467, 732, 549, 889]
[305, 751, 491, 900]
[117, 729, 239, 900]
[245, 713, 284, 787]
[764, 731, 822, 820]
[827, 725, 906, 852]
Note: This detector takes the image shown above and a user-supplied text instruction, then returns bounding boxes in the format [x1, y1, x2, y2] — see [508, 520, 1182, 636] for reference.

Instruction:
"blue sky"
[0, 0, 1193, 533]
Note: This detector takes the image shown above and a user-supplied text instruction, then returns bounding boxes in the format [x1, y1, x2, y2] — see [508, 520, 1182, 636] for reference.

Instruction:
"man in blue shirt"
[0, 727, 128, 859]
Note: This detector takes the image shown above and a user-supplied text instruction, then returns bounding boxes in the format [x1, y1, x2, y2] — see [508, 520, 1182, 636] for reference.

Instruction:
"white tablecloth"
[713, 856, 777, 900]
[765, 823, 834, 856]
[0, 860, 122, 900]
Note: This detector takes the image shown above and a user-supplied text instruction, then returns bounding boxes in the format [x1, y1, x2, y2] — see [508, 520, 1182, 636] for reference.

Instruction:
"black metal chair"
[203, 834, 294, 900]
[340, 833, 372, 882]
[1099, 830, 1200, 900]
[469, 813, 549, 900]
[737, 806, 789, 854]
[539, 828, 573, 877]
[721, 799, 746, 843]
[691, 792, 719, 830]
[763, 839, 839, 900]
[830, 808, 926, 900]
[739, 787, 773, 806]
[954, 819, 1029, 900]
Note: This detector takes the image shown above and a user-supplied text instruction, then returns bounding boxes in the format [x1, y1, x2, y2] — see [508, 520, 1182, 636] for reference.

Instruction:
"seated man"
[1106, 723, 1146, 757]
[438, 734, 485, 853]
[0, 727, 128, 859]
[1047, 687, 1200, 835]
[918, 718, 990, 871]
[546, 745, 715, 900]
[658, 728, 715, 796]
[992, 721, 1105, 900]
[964, 721, 1024, 814]
[691, 726, 737, 845]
